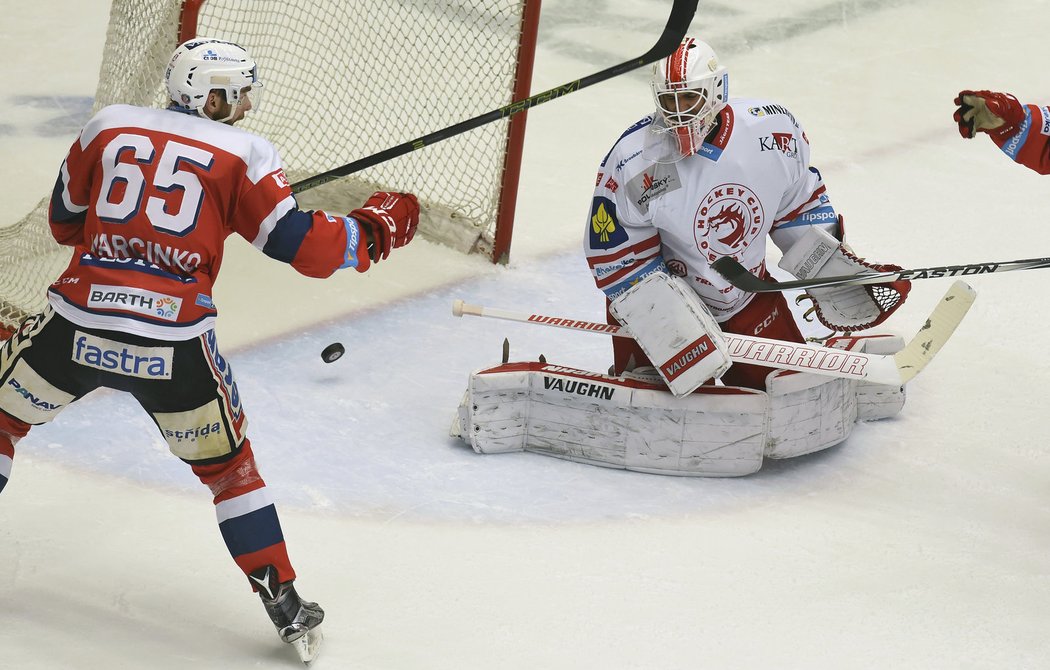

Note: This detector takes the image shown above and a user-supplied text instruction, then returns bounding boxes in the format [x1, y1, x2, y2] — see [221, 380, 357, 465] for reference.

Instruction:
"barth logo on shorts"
[71, 331, 173, 379]
[88, 285, 182, 322]
[164, 422, 223, 442]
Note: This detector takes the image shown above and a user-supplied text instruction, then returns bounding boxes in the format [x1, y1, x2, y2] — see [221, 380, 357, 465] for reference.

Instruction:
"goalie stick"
[452, 280, 975, 385]
[291, 0, 699, 193]
[710, 255, 1050, 292]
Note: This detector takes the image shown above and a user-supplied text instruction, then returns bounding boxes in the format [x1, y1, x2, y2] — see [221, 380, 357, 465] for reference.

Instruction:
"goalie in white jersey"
[585, 37, 911, 390]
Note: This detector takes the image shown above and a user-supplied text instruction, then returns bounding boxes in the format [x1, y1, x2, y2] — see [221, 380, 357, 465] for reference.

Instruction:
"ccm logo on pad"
[72, 331, 173, 379]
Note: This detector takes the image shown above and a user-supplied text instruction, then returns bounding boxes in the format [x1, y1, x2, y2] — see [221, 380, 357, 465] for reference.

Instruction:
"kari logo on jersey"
[589, 197, 628, 249]
[694, 184, 765, 261]
[760, 133, 799, 158]
[627, 165, 681, 213]
[88, 285, 183, 321]
[72, 331, 173, 379]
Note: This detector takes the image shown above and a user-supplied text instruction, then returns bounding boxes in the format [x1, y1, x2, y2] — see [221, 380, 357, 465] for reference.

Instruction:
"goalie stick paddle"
[291, 0, 699, 193]
[452, 280, 975, 385]
[710, 255, 1050, 293]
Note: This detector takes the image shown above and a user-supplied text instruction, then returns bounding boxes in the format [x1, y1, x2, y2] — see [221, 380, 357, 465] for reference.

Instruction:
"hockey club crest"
[694, 183, 765, 261]
[589, 197, 628, 249]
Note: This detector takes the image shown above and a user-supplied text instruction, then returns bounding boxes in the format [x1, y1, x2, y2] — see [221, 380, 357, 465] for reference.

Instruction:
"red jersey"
[990, 103, 1050, 175]
[48, 104, 363, 340]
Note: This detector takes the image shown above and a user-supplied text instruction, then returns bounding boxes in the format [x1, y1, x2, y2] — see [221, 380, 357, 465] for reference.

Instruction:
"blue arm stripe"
[603, 257, 669, 299]
[261, 208, 313, 263]
[49, 173, 87, 225]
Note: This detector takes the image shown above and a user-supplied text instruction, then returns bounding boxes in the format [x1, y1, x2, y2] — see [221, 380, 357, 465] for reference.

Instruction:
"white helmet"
[649, 37, 728, 158]
[165, 38, 262, 120]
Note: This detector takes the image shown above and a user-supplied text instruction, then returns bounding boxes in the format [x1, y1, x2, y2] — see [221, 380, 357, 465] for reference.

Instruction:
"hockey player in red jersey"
[0, 38, 419, 662]
[585, 37, 910, 391]
[954, 90, 1050, 174]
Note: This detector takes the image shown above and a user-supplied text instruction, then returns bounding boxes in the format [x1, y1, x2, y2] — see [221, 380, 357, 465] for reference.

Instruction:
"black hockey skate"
[249, 565, 325, 664]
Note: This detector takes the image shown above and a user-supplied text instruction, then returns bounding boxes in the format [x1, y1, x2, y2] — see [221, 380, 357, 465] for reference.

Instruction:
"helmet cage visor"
[650, 72, 725, 132]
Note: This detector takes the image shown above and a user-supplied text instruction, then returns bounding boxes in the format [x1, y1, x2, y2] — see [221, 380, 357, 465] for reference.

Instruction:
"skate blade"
[291, 625, 323, 665]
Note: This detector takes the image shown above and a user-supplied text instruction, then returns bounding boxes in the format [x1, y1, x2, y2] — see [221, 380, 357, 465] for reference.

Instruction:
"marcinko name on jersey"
[91, 233, 203, 274]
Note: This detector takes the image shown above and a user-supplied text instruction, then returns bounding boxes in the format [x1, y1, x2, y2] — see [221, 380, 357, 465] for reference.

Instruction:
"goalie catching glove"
[349, 191, 420, 271]
[953, 90, 1025, 139]
[779, 226, 909, 332]
[609, 272, 732, 397]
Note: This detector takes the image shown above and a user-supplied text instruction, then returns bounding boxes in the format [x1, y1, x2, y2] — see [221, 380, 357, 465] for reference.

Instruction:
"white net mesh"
[0, 0, 531, 335]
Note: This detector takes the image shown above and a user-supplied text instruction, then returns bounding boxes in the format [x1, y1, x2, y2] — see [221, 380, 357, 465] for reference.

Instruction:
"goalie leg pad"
[765, 368, 858, 459]
[765, 334, 907, 458]
[826, 334, 906, 421]
[609, 272, 732, 397]
[453, 361, 768, 477]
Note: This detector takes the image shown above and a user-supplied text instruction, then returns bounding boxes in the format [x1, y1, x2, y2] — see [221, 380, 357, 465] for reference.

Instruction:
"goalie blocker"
[450, 335, 906, 477]
[608, 271, 732, 397]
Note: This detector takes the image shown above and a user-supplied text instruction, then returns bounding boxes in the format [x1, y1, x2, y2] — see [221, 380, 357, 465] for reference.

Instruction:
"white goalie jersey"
[585, 98, 840, 321]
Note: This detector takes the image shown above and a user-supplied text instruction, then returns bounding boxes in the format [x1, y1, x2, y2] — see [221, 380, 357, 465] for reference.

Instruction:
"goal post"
[0, 0, 541, 336]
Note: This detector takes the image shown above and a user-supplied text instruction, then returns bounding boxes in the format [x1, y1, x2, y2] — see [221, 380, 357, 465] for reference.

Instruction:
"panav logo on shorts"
[87, 285, 182, 321]
[71, 331, 173, 379]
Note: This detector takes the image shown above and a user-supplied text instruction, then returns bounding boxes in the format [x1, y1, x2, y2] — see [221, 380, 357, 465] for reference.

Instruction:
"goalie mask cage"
[0, 0, 540, 338]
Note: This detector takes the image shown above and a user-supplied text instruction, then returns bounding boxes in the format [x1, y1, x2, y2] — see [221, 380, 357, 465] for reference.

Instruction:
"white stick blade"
[894, 280, 977, 384]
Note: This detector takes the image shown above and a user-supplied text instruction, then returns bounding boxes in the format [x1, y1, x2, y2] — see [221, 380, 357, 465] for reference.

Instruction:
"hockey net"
[0, 0, 539, 338]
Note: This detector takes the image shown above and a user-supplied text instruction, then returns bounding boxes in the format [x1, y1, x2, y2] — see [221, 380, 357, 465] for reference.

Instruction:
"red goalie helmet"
[650, 37, 728, 158]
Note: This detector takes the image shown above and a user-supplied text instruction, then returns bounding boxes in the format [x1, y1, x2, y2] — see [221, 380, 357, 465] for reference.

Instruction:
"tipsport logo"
[204, 330, 243, 422]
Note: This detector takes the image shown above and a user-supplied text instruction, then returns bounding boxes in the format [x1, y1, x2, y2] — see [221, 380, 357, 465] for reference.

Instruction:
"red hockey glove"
[953, 90, 1024, 139]
[350, 191, 420, 262]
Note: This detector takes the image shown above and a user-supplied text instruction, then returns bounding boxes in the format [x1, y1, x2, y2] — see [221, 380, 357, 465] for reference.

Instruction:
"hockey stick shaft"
[711, 255, 1050, 292]
[291, 0, 699, 193]
[451, 293, 971, 385]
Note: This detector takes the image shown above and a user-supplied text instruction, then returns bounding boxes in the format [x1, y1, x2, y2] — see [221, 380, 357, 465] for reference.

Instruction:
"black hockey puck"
[321, 342, 345, 363]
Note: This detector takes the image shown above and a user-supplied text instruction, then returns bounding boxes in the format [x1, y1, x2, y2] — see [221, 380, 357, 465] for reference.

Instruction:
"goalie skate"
[249, 565, 325, 664]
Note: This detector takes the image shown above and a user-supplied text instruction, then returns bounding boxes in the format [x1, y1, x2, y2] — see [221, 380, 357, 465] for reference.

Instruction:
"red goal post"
[0, 0, 541, 338]
[173, 0, 541, 263]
